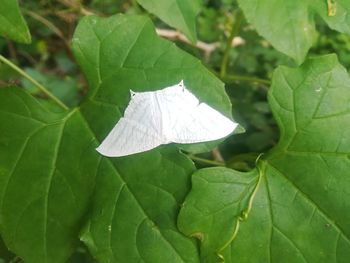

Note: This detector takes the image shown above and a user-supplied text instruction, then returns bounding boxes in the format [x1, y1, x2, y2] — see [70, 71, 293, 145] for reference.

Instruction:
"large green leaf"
[178, 167, 260, 262]
[73, 14, 232, 262]
[178, 54, 350, 262]
[0, 88, 98, 263]
[237, 0, 350, 63]
[0, 14, 232, 262]
[80, 148, 200, 263]
[0, 0, 31, 43]
[228, 55, 350, 262]
[72, 14, 232, 154]
[136, 0, 201, 43]
[0, 88, 197, 263]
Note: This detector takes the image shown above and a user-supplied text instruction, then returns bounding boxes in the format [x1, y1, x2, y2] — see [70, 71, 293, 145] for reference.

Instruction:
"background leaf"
[0, 0, 31, 43]
[21, 68, 79, 107]
[136, 0, 201, 43]
[224, 55, 350, 262]
[237, 0, 350, 63]
[178, 167, 260, 262]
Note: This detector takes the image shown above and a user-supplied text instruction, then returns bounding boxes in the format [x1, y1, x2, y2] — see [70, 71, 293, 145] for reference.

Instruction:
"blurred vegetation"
[1, 0, 350, 171]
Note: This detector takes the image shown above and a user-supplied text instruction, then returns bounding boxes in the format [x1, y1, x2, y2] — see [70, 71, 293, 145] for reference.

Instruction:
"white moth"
[96, 80, 238, 157]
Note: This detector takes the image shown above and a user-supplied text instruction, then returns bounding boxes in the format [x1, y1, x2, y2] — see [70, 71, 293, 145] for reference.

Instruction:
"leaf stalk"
[224, 74, 271, 85]
[0, 54, 69, 110]
[220, 10, 243, 78]
[188, 155, 226, 167]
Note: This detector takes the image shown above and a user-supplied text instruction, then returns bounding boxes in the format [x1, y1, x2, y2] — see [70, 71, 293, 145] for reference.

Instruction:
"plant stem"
[188, 155, 225, 167]
[224, 74, 271, 85]
[23, 10, 66, 42]
[131, 0, 143, 13]
[220, 10, 243, 78]
[22, 9, 73, 59]
[0, 55, 69, 110]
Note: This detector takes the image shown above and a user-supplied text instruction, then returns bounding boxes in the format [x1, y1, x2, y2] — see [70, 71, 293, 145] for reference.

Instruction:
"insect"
[96, 80, 238, 157]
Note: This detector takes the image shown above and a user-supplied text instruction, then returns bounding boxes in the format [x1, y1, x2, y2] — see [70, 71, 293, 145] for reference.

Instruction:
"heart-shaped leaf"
[73, 14, 233, 153]
[0, 14, 232, 263]
[73, 14, 233, 262]
[227, 54, 350, 262]
[178, 54, 350, 262]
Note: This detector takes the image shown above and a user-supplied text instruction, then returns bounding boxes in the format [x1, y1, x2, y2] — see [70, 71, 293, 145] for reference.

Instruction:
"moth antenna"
[130, 90, 136, 97]
[179, 80, 185, 91]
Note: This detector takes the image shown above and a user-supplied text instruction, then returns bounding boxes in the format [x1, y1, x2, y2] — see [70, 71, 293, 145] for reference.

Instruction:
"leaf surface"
[73, 14, 233, 262]
[136, 0, 201, 43]
[178, 167, 260, 262]
[0, 89, 98, 263]
[237, 0, 350, 63]
[226, 55, 350, 262]
[0, 14, 232, 263]
[178, 55, 350, 262]
[73, 14, 232, 153]
[0, 0, 31, 43]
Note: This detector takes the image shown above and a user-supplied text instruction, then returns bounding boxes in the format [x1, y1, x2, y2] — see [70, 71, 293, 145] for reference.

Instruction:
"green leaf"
[178, 55, 350, 262]
[0, 88, 197, 263]
[178, 167, 260, 262]
[237, 0, 350, 63]
[73, 14, 232, 262]
[225, 54, 350, 262]
[0, 0, 31, 43]
[0, 89, 98, 263]
[136, 0, 201, 43]
[80, 148, 200, 263]
[0, 236, 14, 262]
[0, 14, 232, 262]
[72, 14, 232, 154]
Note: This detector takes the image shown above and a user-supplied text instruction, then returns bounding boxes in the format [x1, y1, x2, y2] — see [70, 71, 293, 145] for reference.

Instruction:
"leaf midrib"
[42, 109, 74, 262]
[266, 162, 350, 245]
[77, 108, 189, 262]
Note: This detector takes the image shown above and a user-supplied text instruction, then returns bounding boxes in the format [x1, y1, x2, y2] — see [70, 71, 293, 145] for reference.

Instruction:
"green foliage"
[1, 1, 350, 263]
[21, 68, 79, 107]
[0, 88, 97, 263]
[81, 148, 199, 263]
[178, 54, 350, 262]
[136, 0, 202, 42]
[0, 12, 230, 262]
[237, 0, 350, 63]
[178, 167, 260, 262]
[72, 14, 228, 262]
[227, 55, 350, 262]
[72, 14, 231, 154]
[0, 0, 31, 43]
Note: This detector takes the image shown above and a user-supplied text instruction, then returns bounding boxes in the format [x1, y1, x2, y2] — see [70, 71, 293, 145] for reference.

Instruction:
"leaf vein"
[268, 163, 350, 245]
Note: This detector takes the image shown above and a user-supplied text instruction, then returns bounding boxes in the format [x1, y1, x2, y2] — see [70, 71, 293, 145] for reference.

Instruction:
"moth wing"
[161, 88, 237, 143]
[96, 92, 165, 157]
[96, 118, 164, 157]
